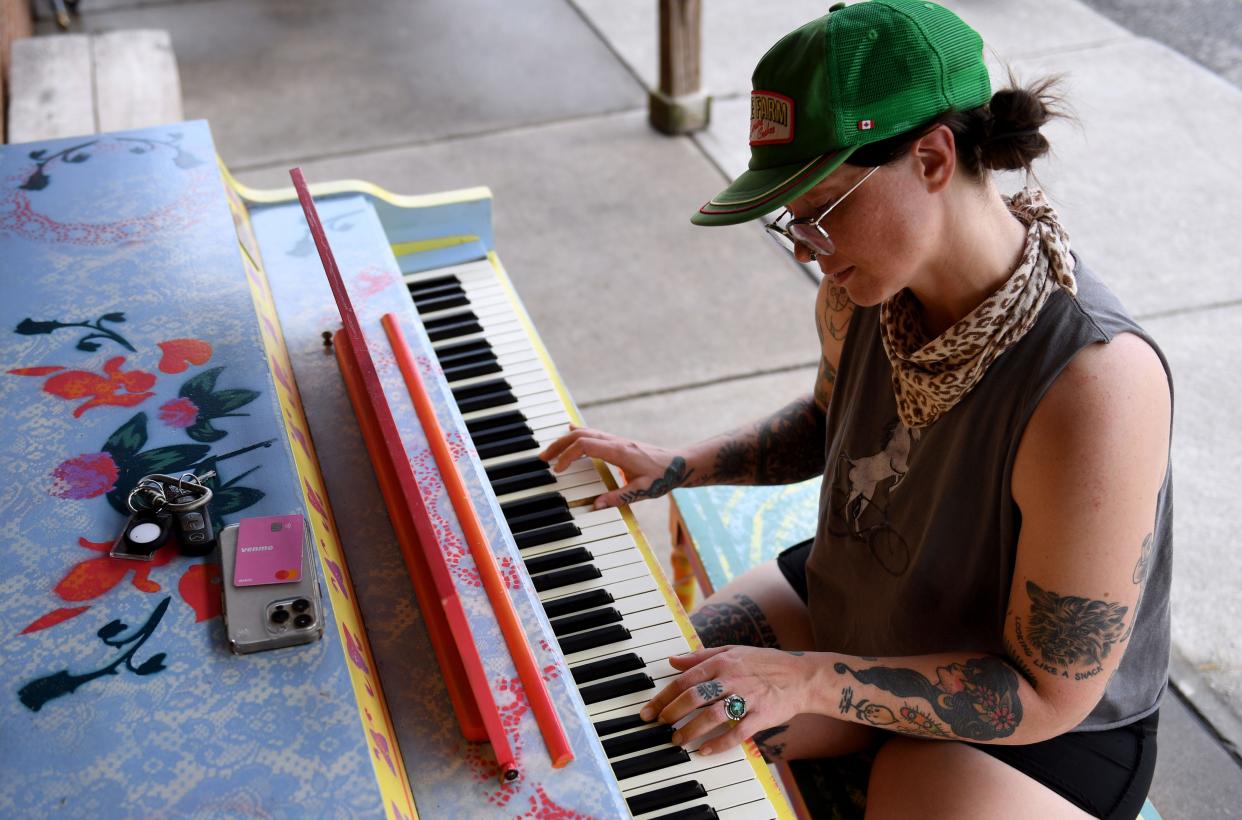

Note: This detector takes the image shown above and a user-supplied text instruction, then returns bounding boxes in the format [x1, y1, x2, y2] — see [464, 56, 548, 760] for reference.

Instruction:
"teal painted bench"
[667, 482, 1163, 820]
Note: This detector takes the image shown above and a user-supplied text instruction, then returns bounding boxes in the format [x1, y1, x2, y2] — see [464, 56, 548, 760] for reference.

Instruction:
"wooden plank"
[93, 29, 183, 132]
[7, 34, 94, 143]
[1, 0, 35, 141]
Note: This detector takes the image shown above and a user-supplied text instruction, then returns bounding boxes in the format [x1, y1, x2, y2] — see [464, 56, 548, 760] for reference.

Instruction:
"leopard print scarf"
[880, 188, 1076, 428]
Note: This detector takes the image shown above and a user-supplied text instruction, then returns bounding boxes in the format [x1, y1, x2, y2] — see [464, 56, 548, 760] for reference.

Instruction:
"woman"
[540, 1, 1171, 817]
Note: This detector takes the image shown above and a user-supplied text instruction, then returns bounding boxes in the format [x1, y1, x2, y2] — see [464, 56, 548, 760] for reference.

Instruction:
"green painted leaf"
[134, 653, 167, 676]
[212, 485, 265, 515]
[97, 620, 126, 640]
[103, 413, 149, 460]
[15, 318, 62, 335]
[180, 367, 223, 400]
[19, 170, 50, 190]
[28, 149, 46, 160]
[211, 389, 259, 414]
[101, 313, 126, 323]
[76, 340, 101, 352]
[185, 418, 226, 443]
[128, 445, 210, 477]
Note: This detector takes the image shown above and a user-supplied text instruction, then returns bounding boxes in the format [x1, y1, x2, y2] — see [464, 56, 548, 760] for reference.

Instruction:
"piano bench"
[666, 482, 1164, 820]
[7, 28, 182, 143]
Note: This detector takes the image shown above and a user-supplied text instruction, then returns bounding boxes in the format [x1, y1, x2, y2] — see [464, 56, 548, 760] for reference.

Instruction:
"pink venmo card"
[234, 514, 305, 587]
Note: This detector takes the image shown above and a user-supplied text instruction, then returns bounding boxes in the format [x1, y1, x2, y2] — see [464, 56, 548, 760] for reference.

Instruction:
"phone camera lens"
[292, 598, 311, 613]
[294, 613, 314, 629]
[270, 609, 291, 624]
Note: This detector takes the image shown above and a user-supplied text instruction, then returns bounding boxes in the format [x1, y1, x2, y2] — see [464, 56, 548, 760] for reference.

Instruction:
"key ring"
[127, 479, 168, 513]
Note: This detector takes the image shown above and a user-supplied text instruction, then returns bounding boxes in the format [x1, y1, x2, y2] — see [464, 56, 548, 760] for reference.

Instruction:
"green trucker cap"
[693, 0, 991, 226]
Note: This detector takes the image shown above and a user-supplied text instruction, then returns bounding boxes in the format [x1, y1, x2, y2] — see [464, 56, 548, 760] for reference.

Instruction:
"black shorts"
[775, 538, 1160, 819]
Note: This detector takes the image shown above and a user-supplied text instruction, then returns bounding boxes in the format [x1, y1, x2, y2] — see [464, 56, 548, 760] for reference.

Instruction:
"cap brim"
[691, 146, 857, 227]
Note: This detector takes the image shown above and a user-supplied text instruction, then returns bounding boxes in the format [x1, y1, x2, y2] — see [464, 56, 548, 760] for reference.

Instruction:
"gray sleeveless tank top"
[805, 259, 1173, 731]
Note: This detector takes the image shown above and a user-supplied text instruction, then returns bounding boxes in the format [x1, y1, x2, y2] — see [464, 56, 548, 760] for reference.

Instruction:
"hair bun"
[979, 77, 1063, 173]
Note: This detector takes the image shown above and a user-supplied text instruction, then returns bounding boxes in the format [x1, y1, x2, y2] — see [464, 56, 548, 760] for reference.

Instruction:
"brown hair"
[845, 75, 1067, 177]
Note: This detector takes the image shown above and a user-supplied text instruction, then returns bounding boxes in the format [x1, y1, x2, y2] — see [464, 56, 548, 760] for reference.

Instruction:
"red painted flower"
[156, 338, 212, 374]
[50, 452, 119, 499]
[159, 396, 200, 428]
[28, 356, 156, 417]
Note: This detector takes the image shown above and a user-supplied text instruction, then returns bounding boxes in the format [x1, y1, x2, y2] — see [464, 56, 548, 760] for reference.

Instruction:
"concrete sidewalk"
[41, 0, 1242, 814]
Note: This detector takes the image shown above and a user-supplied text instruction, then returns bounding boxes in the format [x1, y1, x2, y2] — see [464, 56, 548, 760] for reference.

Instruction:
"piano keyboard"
[402, 258, 781, 820]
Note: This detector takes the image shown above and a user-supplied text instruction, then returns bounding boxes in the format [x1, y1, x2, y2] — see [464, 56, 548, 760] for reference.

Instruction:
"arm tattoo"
[753, 724, 790, 760]
[1016, 580, 1127, 681]
[1119, 533, 1154, 643]
[836, 658, 1022, 741]
[696, 680, 724, 701]
[755, 397, 826, 483]
[712, 439, 757, 483]
[813, 354, 837, 410]
[1003, 636, 1038, 685]
[618, 456, 694, 504]
[690, 594, 780, 649]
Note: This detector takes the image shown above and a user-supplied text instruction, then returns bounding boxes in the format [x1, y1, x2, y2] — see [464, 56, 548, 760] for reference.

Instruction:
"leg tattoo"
[691, 594, 781, 649]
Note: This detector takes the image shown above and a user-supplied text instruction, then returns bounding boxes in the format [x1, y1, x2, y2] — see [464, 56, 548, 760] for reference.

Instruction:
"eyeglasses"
[765, 165, 880, 259]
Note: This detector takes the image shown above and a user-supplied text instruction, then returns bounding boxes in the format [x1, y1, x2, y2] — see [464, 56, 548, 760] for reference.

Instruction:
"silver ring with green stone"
[722, 694, 747, 722]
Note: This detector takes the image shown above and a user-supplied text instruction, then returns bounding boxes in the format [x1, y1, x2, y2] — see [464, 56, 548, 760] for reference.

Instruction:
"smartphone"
[218, 517, 324, 654]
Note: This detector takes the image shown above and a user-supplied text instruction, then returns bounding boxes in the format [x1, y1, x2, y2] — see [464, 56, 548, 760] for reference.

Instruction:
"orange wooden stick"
[382, 312, 574, 769]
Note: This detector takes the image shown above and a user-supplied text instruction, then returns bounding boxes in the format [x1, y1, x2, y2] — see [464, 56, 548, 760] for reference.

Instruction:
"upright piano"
[0, 121, 790, 818]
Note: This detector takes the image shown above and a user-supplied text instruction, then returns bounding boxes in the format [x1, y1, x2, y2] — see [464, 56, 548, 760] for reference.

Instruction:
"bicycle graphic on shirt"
[826, 422, 920, 577]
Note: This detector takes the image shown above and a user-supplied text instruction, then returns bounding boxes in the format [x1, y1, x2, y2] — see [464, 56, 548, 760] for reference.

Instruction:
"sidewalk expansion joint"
[1169, 647, 1242, 768]
[578, 361, 819, 411]
[226, 106, 649, 174]
[1137, 296, 1242, 323]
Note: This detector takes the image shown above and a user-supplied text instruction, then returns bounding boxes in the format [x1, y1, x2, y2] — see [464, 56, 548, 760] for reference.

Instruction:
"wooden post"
[649, 0, 711, 135]
[1, 0, 34, 141]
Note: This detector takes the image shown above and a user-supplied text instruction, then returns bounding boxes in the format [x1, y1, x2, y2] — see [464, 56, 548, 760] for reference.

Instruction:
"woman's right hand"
[539, 424, 697, 510]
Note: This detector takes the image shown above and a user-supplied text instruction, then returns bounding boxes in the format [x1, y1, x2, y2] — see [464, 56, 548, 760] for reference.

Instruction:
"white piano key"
[615, 742, 748, 792]
[539, 563, 660, 609]
[449, 356, 546, 391]
[432, 324, 527, 352]
[525, 518, 629, 554]
[584, 659, 680, 716]
[521, 531, 635, 561]
[401, 259, 493, 283]
[630, 764, 771, 818]
[563, 619, 684, 666]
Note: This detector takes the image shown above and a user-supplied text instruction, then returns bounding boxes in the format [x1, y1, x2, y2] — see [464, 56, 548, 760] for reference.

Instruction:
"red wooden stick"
[382, 313, 574, 769]
[289, 168, 518, 781]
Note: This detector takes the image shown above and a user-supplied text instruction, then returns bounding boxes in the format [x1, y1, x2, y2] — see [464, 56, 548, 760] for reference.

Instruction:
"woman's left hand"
[638, 645, 818, 755]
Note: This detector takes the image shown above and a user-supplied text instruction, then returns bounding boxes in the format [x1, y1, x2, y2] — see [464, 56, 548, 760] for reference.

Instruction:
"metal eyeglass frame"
[764, 164, 881, 259]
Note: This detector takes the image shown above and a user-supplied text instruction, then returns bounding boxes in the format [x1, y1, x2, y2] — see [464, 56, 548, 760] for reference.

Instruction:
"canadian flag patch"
[858, 119, 874, 131]
[750, 91, 795, 145]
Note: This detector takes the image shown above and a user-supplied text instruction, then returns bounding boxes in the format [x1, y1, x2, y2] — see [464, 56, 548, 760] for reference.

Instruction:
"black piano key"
[612, 747, 691, 782]
[501, 491, 566, 518]
[626, 782, 709, 817]
[549, 604, 620, 636]
[651, 806, 719, 820]
[476, 434, 539, 461]
[442, 359, 503, 382]
[472, 420, 533, 446]
[602, 721, 673, 758]
[490, 469, 557, 497]
[436, 338, 494, 366]
[414, 292, 471, 315]
[507, 506, 574, 532]
[558, 624, 631, 655]
[525, 546, 593, 576]
[594, 713, 650, 737]
[469, 411, 528, 439]
[411, 281, 466, 303]
[454, 386, 516, 414]
[543, 589, 614, 620]
[406, 274, 459, 293]
[580, 673, 655, 708]
[513, 521, 581, 550]
[532, 564, 602, 593]
[569, 650, 643, 684]
[425, 312, 482, 343]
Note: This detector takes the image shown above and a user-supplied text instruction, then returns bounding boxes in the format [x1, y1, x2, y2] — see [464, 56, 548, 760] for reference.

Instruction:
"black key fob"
[169, 489, 216, 557]
[110, 508, 174, 561]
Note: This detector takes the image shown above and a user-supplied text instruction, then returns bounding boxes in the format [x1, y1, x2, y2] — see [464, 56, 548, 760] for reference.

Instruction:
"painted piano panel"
[0, 122, 411, 818]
